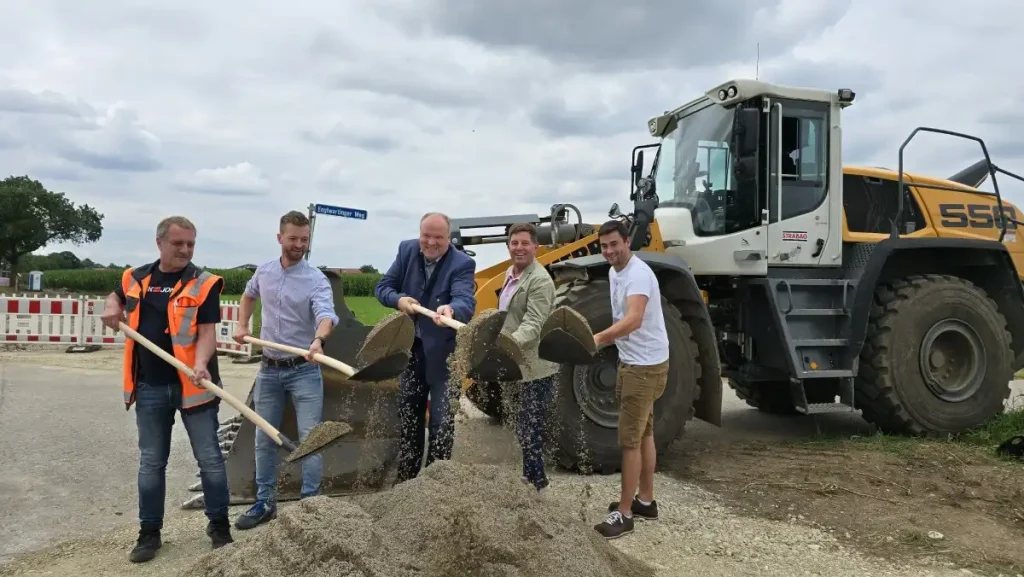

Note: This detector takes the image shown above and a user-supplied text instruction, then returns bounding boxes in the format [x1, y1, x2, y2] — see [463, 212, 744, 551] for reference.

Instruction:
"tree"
[0, 176, 104, 287]
[359, 264, 379, 274]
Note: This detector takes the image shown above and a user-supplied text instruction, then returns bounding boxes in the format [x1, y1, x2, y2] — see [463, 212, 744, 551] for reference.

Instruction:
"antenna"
[755, 42, 760, 80]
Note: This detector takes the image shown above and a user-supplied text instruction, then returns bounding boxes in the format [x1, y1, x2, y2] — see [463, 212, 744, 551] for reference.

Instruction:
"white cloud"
[175, 162, 271, 197]
[1, 0, 1021, 273]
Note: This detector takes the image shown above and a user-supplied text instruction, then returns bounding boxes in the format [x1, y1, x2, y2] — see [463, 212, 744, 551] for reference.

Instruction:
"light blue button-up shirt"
[243, 258, 340, 360]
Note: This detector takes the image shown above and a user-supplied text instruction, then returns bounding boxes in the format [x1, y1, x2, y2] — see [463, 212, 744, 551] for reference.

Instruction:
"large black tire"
[547, 279, 702, 474]
[855, 274, 1013, 434]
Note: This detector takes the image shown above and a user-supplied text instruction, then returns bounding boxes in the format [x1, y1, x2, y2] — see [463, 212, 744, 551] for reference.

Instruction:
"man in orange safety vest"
[101, 215, 233, 563]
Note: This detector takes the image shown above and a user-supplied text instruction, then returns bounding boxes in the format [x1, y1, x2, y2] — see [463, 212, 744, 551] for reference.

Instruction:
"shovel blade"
[284, 421, 354, 463]
[459, 309, 528, 382]
[467, 346, 524, 382]
[347, 352, 411, 382]
[356, 311, 415, 365]
[539, 306, 597, 364]
[466, 310, 526, 365]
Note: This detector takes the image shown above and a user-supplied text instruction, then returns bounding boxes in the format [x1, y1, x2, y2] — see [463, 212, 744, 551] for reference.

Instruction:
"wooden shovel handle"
[242, 336, 355, 377]
[118, 323, 297, 452]
[409, 303, 465, 330]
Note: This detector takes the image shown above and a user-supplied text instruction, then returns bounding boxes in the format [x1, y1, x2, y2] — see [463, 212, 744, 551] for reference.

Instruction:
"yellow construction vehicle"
[183, 78, 1024, 509]
[456, 78, 1024, 475]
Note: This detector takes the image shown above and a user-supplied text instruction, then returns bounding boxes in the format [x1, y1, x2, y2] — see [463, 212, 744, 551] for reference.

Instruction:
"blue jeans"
[515, 375, 555, 488]
[253, 361, 324, 503]
[134, 382, 229, 530]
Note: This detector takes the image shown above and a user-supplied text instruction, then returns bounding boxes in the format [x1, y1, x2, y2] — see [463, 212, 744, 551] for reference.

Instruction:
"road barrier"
[0, 294, 255, 357]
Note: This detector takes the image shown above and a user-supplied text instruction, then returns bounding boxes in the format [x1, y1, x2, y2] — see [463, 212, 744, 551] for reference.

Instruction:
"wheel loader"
[458, 78, 1024, 475]
[183, 78, 1024, 509]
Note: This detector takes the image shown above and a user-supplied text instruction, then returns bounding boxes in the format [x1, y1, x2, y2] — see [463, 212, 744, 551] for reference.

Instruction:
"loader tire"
[548, 280, 701, 474]
[855, 274, 1013, 435]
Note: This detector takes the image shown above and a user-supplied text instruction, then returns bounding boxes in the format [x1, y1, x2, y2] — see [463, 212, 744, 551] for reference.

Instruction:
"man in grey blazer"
[497, 222, 559, 491]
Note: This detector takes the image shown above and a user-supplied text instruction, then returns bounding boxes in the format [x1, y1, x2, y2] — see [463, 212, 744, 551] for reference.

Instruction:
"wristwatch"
[312, 336, 326, 347]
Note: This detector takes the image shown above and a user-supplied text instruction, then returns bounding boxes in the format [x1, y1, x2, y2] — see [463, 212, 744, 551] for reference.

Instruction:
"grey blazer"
[499, 260, 559, 382]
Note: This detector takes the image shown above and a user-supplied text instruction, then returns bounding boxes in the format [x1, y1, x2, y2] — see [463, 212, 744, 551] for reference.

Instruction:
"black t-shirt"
[116, 265, 222, 388]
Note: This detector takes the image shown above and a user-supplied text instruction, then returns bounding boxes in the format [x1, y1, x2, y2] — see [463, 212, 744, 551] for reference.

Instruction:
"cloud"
[387, 0, 854, 72]
[174, 162, 271, 197]
[0, 88, 162, 173]
[0, 0, 1021, 274]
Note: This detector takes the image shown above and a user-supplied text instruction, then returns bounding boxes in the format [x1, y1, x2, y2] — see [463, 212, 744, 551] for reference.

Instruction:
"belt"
[261, 355, 307, 368]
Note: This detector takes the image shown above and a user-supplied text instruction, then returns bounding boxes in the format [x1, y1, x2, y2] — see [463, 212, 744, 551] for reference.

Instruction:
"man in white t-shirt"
[591, 219, 670, 540]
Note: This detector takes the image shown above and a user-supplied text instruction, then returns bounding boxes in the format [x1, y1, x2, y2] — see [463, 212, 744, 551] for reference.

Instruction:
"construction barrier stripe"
[0, 294, 255, 357]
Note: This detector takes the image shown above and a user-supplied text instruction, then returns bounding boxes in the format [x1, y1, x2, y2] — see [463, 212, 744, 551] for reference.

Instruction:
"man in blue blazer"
[374, 212, 477, 482]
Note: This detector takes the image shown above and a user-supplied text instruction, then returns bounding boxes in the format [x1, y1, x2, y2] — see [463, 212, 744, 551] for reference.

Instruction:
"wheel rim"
[572, 348, 620, 429]
[918, 318, 985, 403]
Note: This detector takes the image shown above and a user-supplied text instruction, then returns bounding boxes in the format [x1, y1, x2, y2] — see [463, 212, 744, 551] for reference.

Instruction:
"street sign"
[313, 203, 367, 220]
[305, 203, 369, 261]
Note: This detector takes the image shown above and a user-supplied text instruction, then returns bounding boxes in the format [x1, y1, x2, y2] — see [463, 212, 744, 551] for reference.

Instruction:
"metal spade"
[409, 303, 525, 382]
[538, 305, 598, 364]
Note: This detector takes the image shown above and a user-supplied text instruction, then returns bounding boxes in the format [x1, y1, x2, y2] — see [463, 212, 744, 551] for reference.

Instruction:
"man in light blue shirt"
[230, 210, 339, 530]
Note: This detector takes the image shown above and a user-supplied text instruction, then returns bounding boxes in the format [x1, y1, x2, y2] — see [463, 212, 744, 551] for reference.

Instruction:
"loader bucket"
[181, 270, 405, 510]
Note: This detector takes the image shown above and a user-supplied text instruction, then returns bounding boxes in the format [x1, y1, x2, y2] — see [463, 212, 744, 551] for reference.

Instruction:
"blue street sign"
[314, 203, 367, 220]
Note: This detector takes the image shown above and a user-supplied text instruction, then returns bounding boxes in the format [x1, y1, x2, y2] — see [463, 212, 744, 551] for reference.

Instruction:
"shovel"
[406, 303, 525, 382]
[242, 336, 406, 386]
[354, 310, 415, 367]
[537, 305, 599, 364]
[119, 322, 351, 464]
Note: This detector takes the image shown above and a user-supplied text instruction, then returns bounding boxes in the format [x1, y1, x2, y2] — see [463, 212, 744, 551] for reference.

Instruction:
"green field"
[221, 295, 391, 336]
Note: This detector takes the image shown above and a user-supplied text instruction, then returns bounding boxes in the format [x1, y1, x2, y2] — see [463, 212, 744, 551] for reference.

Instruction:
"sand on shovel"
[538, 306, 596, 365]
[357, 310, 415, 366]
[284, 420, 353, 463]
[178, 461, 656, 577]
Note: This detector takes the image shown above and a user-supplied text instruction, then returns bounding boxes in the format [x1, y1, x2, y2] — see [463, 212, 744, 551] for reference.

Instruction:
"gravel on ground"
[0, 346, 1015, 577]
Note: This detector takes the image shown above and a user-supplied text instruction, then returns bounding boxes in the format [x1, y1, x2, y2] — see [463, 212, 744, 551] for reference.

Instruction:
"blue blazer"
[374, 239, 477, 385]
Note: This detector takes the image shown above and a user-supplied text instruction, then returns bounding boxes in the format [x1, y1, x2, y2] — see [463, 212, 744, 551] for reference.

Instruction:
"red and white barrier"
[0, 294, 255, 357]
[1, 296, 82, 344]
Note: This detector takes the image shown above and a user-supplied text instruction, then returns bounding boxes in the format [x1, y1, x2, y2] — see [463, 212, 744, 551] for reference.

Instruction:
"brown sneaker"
[594, 510, 634, 539]
[607, 496, 659, 520]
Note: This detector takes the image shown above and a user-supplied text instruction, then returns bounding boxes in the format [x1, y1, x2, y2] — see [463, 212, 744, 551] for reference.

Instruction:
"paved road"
[0, 362, 255, 564]
[1, 358, 1020, 565]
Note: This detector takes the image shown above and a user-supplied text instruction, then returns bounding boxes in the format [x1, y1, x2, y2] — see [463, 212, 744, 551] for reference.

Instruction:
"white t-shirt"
[608, 255, 670, 365]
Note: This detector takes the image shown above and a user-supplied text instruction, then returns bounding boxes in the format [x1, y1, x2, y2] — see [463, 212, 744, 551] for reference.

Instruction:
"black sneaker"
[607, 496, 659, 520]
[234, 501, 276, 530]
[129, 529, 161, 563]
[207, 517, 234, 548]
[594, 510, 634, 539]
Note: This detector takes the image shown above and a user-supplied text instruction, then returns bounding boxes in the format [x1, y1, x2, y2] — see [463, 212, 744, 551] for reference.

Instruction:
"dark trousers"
[396, 339, 459, 482]
[515, 375, 555, 488]
[134, 382, 230, 531]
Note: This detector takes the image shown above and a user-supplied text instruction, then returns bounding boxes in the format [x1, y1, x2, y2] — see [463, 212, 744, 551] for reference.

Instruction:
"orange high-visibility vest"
[121, 263, 224, 410]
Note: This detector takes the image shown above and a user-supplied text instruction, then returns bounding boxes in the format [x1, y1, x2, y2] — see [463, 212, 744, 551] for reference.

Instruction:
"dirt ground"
[668, 435, 1024, 576]
[2, 345, 1023, 577]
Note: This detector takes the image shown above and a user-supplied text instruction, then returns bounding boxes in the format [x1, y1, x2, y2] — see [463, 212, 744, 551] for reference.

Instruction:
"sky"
[2, 0, 1022, 272]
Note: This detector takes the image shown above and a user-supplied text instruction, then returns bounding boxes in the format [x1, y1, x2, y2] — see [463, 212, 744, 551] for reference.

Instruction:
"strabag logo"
[782, 231, 808, 242]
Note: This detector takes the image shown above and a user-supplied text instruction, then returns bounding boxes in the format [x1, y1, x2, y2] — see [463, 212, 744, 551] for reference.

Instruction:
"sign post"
[305, 203, 369, 262]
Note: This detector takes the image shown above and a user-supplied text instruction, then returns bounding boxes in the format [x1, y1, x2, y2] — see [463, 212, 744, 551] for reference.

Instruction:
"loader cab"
[643, 79, 852, 274]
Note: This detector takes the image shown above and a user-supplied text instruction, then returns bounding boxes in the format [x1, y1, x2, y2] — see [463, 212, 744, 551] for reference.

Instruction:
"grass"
[222, 295, 392, 337]
[795, 401, 1024, 458]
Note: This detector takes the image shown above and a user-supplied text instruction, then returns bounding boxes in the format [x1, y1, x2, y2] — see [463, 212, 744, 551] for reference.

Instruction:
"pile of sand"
[179, 461, 654, 577]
